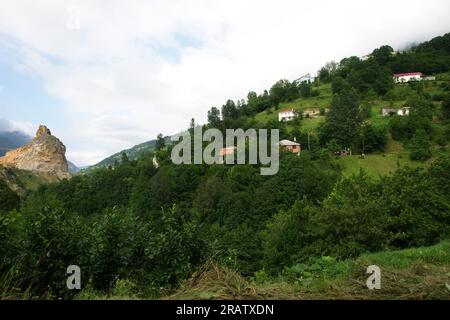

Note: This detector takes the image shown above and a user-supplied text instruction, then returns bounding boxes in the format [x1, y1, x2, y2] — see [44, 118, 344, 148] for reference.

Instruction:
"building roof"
[393, 72, 423, 77]
[278, 108, 294, 114]
[294, 73, 315, 83]
[219, 146, 237, 156]
[279, 139, 300, 146]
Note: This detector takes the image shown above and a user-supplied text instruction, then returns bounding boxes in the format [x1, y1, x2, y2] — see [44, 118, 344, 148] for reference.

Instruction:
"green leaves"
[0, 178, 20, 212]
[263, 159, 450, 275]
[319, 88, 362, 149]
[409, 129, 432, 161]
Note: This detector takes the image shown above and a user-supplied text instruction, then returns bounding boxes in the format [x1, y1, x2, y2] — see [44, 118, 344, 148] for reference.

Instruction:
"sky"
[0, 0, 449, 166]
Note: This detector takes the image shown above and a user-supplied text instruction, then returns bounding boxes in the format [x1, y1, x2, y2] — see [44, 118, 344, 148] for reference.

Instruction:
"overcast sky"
[0, 0, 449, 166]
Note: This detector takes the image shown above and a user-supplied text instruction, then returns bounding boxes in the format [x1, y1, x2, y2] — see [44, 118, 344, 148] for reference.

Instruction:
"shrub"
[0, 179, 20, 212]
[360, 125, 387, 153]
[20, 205, 91, 298]
[382, 167, 450, 247]
[409, 129, 432, 161]
[89, 207, 142, 290]
[0, 211, 23, 270]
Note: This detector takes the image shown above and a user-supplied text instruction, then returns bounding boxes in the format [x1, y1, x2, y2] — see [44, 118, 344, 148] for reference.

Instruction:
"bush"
[381, 167, 450, 247]
[0, 179, 20, 212]
[432, 94, 444, 101]
[311, 89, 320, 97]
[262, 199, 316, 274]
[390, 114, 432, 141]
[305, 173, 388, 259]
[0, 211, 22, 270]
[89, 207, 142, 290]
[20, 204, 91, 298]
[409, 129, 432, 161]
[281, 256, 350, 285]
[263, 165, 450, 275]
[263, 173, 389, 274]
[360, 125, 387, 153]
[133, 205, 205, 290]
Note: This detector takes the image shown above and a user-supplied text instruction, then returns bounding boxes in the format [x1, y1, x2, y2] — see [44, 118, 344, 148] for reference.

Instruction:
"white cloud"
[0, 118, 34, 136]
[0, 0, 450, 165]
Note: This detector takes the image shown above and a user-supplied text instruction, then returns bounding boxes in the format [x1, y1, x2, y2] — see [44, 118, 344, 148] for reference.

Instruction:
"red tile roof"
[278, 108, 294, 113]
[219, 146, 237, 156]
[393, 72, 423, 77]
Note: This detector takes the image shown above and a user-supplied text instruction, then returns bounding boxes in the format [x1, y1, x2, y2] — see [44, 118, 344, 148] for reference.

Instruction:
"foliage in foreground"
[1, 155, 449, 299]
[166, 241, 450, 300]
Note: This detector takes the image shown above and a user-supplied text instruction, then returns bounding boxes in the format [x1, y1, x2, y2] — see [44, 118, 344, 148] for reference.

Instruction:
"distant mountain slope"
[68, 161, 80, 174]
[0, 131, 32, 156]
[86, 136, 172, 170]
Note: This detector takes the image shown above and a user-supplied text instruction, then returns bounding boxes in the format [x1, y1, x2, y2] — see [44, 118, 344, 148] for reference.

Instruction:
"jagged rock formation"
[0, 125, 70, 180]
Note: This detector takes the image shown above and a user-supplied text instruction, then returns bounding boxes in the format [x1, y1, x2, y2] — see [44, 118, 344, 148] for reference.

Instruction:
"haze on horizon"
[0, 0, 449, 166]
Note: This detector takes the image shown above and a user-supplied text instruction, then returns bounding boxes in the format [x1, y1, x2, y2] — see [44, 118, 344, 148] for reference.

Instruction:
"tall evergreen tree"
[319, 88, 362, 149]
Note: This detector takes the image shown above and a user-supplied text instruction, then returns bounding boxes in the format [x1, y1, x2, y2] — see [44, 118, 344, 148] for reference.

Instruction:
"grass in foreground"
[168, 241, 450, 300]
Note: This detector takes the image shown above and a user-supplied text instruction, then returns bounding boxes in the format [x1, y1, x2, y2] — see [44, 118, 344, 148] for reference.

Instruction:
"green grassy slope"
[84, 136, 175, 172]
[254, 83, 332, 125]
[87, 71, 450, 177]
[253, 74, 450, 177]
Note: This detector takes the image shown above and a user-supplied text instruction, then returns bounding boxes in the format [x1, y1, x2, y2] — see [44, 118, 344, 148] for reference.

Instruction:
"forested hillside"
[1, 33, 450, 300]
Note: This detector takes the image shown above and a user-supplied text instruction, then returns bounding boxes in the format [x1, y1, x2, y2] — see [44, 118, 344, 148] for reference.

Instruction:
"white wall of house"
[381, 108, 397, 116]
[397, 108, 410, 116]
[381, 107, 410, 117]
[278, 110, 295, 121]
[393, 73, 422, 83]
[294, 74, 315, 84]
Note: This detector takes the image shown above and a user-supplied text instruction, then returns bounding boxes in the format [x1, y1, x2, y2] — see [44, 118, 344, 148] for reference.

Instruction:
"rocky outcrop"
[0, 125, 70, 180]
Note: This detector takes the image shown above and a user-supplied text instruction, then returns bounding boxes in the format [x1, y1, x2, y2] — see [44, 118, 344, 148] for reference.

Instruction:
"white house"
[393, 72, 423, 83]
[278, 108, 295, 122]
[294, 73, 315, 84]
[397, 107, 410, 116]
[381, 108, 397, 116]
[381, 107, 410, 117]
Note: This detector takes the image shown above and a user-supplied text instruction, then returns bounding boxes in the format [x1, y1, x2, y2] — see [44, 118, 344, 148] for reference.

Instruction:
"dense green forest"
[1, 33, 450, 299]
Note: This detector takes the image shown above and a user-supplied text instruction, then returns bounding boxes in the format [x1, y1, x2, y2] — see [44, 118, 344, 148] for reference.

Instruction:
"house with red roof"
[278, 108, 295, 122]
[278, 139, 301, 155]
[219, 146, 237, 156]
[393, 72, 423, 83]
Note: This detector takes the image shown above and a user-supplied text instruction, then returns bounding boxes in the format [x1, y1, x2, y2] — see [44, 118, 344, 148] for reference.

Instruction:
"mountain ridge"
[0, 125, 71, 180]
[85, 135, 173, 171]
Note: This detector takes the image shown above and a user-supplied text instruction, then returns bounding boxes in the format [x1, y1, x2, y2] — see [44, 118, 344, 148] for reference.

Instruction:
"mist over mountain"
[0, 131, 32, 156]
